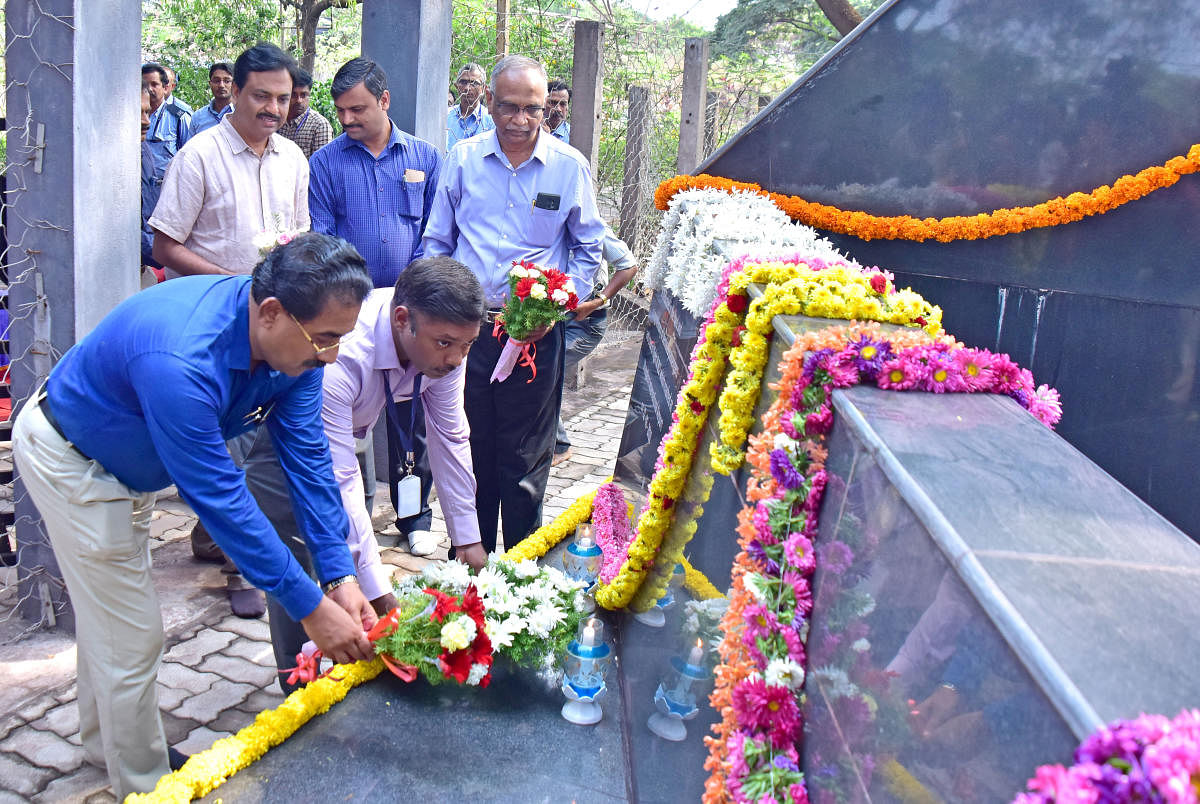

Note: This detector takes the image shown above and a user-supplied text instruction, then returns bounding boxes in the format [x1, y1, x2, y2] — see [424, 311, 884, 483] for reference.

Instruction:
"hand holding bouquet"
[490, 260, 579, 383]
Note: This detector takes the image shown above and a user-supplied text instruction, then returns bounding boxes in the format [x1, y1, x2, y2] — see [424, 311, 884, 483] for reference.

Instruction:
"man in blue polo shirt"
[12, 233, 377, 799]
[310, 57, 443, 558]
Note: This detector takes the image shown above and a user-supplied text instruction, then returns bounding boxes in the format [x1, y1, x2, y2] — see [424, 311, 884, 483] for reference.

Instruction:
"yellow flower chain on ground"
[502, 482, 603, 563]
[126, 658, 384, 804]
[655, 143, 1200, 242]
[593, 303, 739, 611]
[680, 556, 725, 601]
[710, 261, 942, 474]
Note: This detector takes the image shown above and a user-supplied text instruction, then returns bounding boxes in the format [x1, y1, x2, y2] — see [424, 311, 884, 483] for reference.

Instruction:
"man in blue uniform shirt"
[12, 233, 377, 799]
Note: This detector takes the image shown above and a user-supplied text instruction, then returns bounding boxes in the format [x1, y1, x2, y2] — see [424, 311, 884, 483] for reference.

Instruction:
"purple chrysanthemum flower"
[770, 449, 804, 490]
[802, 349, 835, 383]
[847, 335, 892, 380]
[818, 540, 854, 574]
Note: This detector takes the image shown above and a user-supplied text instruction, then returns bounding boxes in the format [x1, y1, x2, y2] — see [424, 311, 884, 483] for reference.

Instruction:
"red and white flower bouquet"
[490, 260, 579, 383]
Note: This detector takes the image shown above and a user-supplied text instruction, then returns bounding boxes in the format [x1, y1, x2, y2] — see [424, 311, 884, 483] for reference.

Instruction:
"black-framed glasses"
[495, 102, 544, 119]
[289, 312, 344, 355]
[546, 98, 568, 109]
[456, 78, 483, 88]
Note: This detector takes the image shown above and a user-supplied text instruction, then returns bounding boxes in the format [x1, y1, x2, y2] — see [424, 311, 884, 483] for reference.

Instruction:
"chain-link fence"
[2, 2, 78, 642]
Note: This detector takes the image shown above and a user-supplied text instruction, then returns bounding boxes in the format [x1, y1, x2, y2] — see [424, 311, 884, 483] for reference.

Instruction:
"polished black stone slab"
[701, 0, 1200, 540]
[200, 659, 629, 803]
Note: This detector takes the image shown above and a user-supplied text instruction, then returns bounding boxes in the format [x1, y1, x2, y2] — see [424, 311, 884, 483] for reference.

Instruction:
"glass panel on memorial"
[802, 422, 1077, 803]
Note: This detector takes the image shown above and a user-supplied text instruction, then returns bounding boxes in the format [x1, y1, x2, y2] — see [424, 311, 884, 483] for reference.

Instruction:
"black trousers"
[465, 322, 565, 553]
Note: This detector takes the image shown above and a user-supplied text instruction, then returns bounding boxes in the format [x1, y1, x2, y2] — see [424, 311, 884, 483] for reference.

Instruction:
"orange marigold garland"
[655, 143, 1200, 242]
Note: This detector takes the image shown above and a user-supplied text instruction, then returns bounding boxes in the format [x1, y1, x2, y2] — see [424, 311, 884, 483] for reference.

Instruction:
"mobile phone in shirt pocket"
[527, 205, 564, 247]
[400, 178, 425, 220]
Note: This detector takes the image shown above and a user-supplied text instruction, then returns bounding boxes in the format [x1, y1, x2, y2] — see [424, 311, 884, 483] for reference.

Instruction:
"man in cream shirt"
[239, 256, 488, 691]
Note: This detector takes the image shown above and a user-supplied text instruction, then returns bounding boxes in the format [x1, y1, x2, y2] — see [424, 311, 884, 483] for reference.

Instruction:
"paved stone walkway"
[0, 337, 639, 803]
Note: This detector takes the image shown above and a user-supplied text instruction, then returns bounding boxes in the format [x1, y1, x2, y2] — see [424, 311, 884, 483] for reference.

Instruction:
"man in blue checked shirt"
[11, 234, 377, 799]
[310, 57, 443, 558]
[446, 62, 495, 150]
[423, 55, 605, 553]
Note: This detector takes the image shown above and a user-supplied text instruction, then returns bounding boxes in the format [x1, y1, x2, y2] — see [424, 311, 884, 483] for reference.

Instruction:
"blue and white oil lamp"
[633, 561, 686, 627]
[647, 638, 711, 741]
[563, 524, 602, 612]
[561, 616, 613, 725]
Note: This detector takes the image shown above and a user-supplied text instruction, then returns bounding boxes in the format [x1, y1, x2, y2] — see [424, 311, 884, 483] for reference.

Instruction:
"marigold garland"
[656, 143, 1200, 242]
[681, 556, 725, 601]
[502, 483, 601, 563]
[126, 658, 384, 803]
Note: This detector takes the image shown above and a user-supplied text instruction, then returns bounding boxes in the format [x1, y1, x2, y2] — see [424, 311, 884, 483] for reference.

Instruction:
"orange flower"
[658, 143, 1200, 242]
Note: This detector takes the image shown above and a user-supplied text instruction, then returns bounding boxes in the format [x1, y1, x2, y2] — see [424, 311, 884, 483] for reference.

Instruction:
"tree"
[280, 0, 356, 72]
[712, 0, 882, 69]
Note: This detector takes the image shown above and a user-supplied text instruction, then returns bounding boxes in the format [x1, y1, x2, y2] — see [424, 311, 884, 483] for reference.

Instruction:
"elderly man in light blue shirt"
[423, 54, 604, 553]
[446, 62, 495, 150]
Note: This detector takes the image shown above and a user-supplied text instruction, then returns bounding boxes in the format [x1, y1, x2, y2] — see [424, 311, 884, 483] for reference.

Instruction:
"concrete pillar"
[619, 85, 651, 253]
[5, 0, 142, 630]
[569, 20, 604, 173]
[676, 37, 709, 175]
[362, 0, 453, 151]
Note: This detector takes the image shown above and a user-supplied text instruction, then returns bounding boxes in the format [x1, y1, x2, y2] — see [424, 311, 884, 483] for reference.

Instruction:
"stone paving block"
[0, 751, 55, 797]
[156, 681, 191, 712]
[30, 702, 79, 740]
[157, 662, 220, 695]
[238, 688, 285, 716]
[84, 790, 118, 804]
[162, 627, 235, 666]
[160, 711, 200, 746]
[197, 653, 278, 688]
[223, 636, 276, 666]
[1, 726, 85, 773]
[56, 685, 78, 704]
[175, 725, 231, 757]
[171, 679, 256, 723]
[17, 696, 56, 724]
[207, 706, 256, 736]
[0, 791, 34, 804]
[0, 715, 24, 743]
[32, 763, 111, 803]
[212, 615, 271, 643]
[567, 453, 608, 467]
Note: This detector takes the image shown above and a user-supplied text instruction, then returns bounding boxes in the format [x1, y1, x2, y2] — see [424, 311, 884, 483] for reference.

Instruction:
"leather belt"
[484, 308, 504, 324]
[37, 388, 92, 461]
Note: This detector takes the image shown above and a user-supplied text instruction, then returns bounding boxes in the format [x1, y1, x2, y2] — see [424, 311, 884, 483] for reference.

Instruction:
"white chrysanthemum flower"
[467, 662, 490, 686]
[743, 573, 769, 603]
[527, 602, 566, 638]
[484, 615, 520, 649]
[512, 559, 540, 579]
[764, 658, 806, 689]
[439, 617, 476, 651]
[473, 566, 510, 599]
[510, 266, 528, 279]
[525, 579, 561, 607]
[573, 590, 591, 612]
[551, 288, 568, 304]
[562, 279, 577, 297]
[528, 282, 547, 300]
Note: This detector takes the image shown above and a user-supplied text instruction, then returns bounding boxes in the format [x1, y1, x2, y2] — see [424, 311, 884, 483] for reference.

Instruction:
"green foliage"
[712, 0, 884, 71]
[144, 0, 283, 67]
[308, 77, 342, 136]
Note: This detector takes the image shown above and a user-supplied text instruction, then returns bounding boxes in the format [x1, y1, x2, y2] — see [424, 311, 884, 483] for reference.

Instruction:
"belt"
[484, 308, 504, 324]
[37, 389, 93, 461]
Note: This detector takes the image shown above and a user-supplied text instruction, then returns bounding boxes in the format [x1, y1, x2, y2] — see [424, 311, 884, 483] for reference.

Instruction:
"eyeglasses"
[546, 99, 568, 108]
[289, 312, 345, 355]
[495, 102, 544, 119]
[456, 78, 483, 88]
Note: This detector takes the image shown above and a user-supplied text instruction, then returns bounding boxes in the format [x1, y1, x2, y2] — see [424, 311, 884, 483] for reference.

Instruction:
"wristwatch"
[321, 574, 358, 593]
[597, 292, 610, 308]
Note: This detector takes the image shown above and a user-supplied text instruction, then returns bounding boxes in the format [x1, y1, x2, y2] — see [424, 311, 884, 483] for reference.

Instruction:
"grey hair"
[457, 62, 486, 80]
[488, 55, 546, 93]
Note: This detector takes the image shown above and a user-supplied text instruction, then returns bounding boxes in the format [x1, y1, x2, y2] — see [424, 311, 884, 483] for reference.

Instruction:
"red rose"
[869, 274, 887, 294]
[515, 276, 535, 299]
[726, 293, 748, 313]
[690, 399, 704, 415]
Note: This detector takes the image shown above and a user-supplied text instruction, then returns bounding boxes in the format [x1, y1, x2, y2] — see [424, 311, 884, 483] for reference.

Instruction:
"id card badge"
[394, 473, 422, 518]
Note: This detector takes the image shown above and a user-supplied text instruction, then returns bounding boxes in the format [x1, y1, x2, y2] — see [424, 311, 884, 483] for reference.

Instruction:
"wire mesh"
[1, 2, 75, 642]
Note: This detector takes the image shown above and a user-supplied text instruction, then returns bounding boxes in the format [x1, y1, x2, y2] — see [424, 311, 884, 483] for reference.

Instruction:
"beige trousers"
[13, 399, 169, 799]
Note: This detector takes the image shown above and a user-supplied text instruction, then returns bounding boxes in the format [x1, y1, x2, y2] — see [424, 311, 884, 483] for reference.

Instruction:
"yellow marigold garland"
[502, 483, 601, 562]
[655, 143, 1200, 242]
[126, 658, 384, 803]
[681, 556, 725, 601]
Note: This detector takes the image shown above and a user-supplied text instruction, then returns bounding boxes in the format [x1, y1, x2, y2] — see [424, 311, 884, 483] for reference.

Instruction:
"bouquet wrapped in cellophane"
[490, 260, 579, 384]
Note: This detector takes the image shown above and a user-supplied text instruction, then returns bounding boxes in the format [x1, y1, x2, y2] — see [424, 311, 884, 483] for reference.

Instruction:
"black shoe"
[168, 747, 189, 771]
[190, 522, 227, 564]
[229, 587, 266, 619]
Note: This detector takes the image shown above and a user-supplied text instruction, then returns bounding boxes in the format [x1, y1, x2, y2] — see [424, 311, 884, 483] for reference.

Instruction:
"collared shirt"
[45, 276, 353, 621]
[568, 222, 635, 294]
[140, 141, 161, 266]
[323, 289, 479, 599]
[189, 99, 232, 136]
[422, 129, 605, 304]
[446, 103, 494, 151]
[278, 108, 335, 160]
[144, 101, 192, 181]
[309, 123, 441, 289]
[166, 94, 194, 114]
[149, 115, 310, 278]
[549, 120, 570, 142]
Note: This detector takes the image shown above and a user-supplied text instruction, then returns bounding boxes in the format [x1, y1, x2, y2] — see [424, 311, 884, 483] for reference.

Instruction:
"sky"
[635, 0, 739, 31]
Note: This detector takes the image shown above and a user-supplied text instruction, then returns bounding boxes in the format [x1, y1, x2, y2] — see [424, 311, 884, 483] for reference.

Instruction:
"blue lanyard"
[382, 372, 422, 472]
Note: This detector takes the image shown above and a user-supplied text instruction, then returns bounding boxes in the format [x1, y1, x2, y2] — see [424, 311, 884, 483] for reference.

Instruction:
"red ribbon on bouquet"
[491, 319, 538, 383]
[278, 607, 419, 686]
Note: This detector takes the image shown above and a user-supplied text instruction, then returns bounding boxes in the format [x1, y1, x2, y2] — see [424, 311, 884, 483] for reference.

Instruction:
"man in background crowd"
[140, 86, 163, 283]
[163, 65, 194, 114]
[446, 62, 493, 150]
[189, 61, 234, 136]
[279, 67, 335, 159]
[545, 79, 571, 142]
[311, 57, 443, 558]
[142, 62, 191, 183]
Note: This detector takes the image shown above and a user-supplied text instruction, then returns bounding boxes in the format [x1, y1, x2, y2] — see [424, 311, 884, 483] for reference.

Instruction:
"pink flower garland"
[593, 482, 636, 583]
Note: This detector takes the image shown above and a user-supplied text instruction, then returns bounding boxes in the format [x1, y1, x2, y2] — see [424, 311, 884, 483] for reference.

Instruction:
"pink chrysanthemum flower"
[953, 348, 996, 392]
[783, 532, 814, 573]
[876, 357, 922, 391]
[743, 603, 781, 644]
[991, 352, 1024, 392]
[922, 353, 964, 393]
[731, 678, 802, 748]
[1028, 384, 1063, 428]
